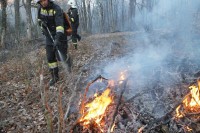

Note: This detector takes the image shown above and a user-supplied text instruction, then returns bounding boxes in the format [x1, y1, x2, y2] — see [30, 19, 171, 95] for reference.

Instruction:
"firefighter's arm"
[37, 8, 48, 35]
[54, 6, 64, 46]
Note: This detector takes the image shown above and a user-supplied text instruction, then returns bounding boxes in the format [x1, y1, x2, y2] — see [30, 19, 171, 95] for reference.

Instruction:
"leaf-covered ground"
[1, 30, 200, 133]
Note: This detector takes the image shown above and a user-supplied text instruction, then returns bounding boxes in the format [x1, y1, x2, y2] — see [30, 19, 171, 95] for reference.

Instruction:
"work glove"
[38, 19, 48, 28]
[38, 19, 48, 35]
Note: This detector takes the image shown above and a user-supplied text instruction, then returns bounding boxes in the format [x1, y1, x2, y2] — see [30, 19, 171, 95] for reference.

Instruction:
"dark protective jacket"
[37, 1, 69, 45]
[67, 7, 79, 29]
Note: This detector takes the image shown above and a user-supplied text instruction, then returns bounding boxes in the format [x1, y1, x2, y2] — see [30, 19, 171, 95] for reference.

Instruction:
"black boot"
[66, 54, 73, 73]
[77, 34, 81, 41]
[73, 42, 78, 49]
[49, 67, 59, 86]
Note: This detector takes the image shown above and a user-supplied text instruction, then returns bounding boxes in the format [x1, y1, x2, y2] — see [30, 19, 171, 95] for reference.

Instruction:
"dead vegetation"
[1, 31, 200, 133]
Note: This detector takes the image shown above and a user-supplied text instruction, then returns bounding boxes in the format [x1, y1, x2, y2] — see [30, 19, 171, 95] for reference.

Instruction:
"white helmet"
[68, 0, 77, 8]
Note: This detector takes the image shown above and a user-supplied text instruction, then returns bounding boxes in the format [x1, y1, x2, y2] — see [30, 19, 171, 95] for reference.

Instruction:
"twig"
[58, 83, 64, 133]
[64, 72, 83, 120]
[44, 85, 54, 133]
[39, 60, 45, 106]
[107, 79, 128, 133]
[80, 75, 108, 115]
[69, 75, 108, 132]
[186, 111, 200, 117]
[39, 61, 53, 132]
[126, 88, 157, 103]
[144, 99, 185, 132]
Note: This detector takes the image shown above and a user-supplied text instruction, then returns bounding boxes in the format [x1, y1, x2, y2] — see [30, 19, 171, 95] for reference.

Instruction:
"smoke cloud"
[102, 0, 200, 95]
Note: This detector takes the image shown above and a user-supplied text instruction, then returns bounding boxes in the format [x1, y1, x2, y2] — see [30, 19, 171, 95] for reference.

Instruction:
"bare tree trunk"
[99, 2, 104, 33]
[0, 0, 7, 49]
[22, 0, 33, 40]
[147, 0, 153, 12]
[14, 0, 20, 43]
[81, 0, 87, 31]
[108, 0, 115, 31]
[113, 0, 118, 31]
[121, 0, 125, 30]
[86, 0, 92, 33]
[129, 0, 136, 30]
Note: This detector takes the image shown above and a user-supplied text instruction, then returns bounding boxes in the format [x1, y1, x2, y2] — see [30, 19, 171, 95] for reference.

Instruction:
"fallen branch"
[39, 60, 45, 106]
[80, 75, 108, 115]
[44, 85, 54, 133]
[126, 88, 157, 103]
[39, 61, 53, 133]
[144, 99, 185, 132]
[107, 79, 128, 133]
[64, 72, 83, 120]
[69, 75, 109, 133]
[58, 83, 64, 133]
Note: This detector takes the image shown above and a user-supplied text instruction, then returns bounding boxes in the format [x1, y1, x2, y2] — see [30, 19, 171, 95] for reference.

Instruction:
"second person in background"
[67, 0, 81, 49]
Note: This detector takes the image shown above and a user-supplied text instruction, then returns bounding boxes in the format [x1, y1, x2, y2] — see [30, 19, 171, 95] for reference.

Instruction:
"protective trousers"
[46, 38, 71, 86]
[71, 24, 81, 49]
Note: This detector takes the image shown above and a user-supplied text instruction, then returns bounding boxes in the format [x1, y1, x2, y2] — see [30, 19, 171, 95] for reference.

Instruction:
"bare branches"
[64, 72, 83, 120]
[108, 79, 128, 133]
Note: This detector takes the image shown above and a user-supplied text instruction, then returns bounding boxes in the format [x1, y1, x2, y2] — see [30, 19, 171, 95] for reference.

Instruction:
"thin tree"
[129, 0, 136, 30]
[22, 0, 33, 40]
[86, 0, 92, 33]
[80, 0, 87, 32]
[14, 0, 20, 43]
[0, 0, 7, 49]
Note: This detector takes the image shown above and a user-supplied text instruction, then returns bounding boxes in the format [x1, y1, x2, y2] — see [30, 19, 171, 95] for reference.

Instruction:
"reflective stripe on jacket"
[38, 2, 67, 36]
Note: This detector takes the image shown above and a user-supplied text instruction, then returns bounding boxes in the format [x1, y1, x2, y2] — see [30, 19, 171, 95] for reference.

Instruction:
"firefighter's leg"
[46, 45, 59, 86]
[72, 35, 78, 49]
[77, 34, 81, 41]
[71, 27, 78, 49]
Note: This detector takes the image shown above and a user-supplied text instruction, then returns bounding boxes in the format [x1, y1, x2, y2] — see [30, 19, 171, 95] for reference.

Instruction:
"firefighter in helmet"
[35, 0, 72, 86]
[67, 0, 81, 49]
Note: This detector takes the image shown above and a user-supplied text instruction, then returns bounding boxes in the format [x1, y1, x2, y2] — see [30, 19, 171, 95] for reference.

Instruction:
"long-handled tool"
[40, 21, 72, 72]
[41, 21, 72, 44]
[40, 21, 58, 49]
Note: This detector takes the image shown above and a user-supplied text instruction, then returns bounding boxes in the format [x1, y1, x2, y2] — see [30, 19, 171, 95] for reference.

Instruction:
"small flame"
[185, 126, 192, 132]
[119, 70, 127, 84]
[188, 85, 200, 107]
[79, 88, 113, 129]
[176, 80, 200, 118]
[138, 126, 146, 133]
[176, 105, 184, 118]
[111, 123, 115, 132]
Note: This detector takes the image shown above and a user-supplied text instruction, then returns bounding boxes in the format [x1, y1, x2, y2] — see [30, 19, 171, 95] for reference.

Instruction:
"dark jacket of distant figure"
[67, 7, 79, 32]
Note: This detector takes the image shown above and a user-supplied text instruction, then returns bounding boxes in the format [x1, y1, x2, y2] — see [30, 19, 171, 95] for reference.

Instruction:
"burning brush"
[79, 88, 113, 132]
[70, 71, 128, 133]
[176, 80, 200, 118]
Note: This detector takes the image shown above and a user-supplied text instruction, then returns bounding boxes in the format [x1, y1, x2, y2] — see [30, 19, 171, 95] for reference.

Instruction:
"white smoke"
[103, 0, 200, 90]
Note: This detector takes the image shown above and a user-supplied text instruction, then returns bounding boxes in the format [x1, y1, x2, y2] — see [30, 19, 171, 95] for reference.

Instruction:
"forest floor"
[1, 30, 200, 133]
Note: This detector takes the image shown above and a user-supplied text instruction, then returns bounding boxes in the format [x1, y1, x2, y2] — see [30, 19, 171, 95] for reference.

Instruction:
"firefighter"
[67, 0, 81, 49]
[35, 0, 72, 86]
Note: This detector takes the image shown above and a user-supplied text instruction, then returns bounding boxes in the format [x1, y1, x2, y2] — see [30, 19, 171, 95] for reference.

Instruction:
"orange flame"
[188, 85, 200, 107]
[176, 105, 184, 118]
[176, 80, 200, 118]
[185, 126, 192, 132]
[79, 88, 113, 129]
[138, 125, 146, 133]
